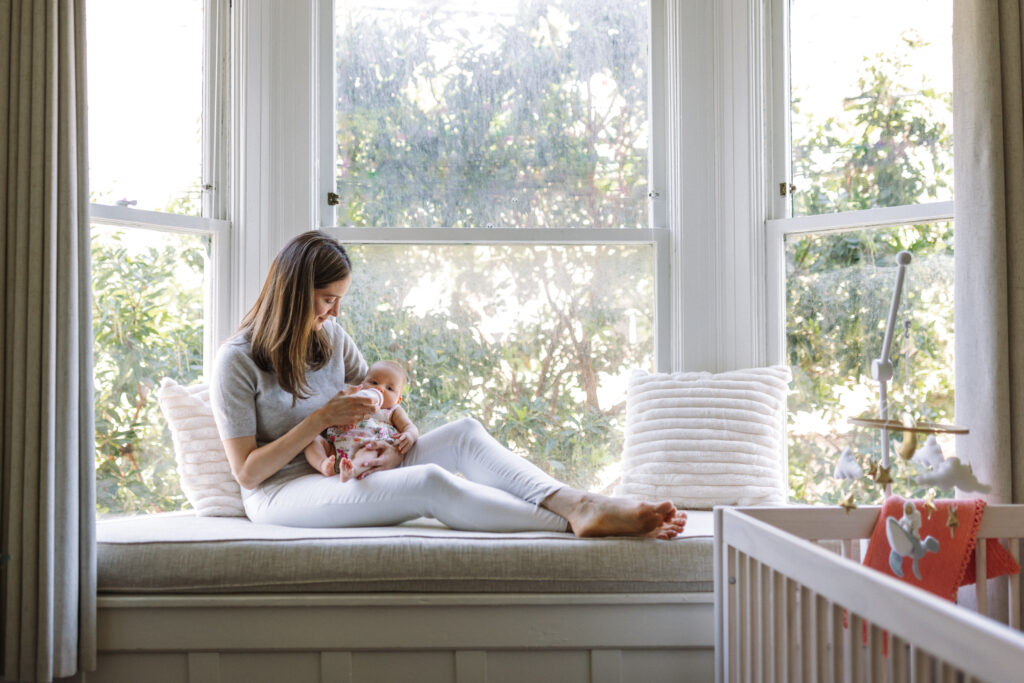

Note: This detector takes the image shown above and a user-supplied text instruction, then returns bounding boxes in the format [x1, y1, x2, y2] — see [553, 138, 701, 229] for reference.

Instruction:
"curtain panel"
[953, 0, 1024, 624]
[953, 0, 1024, 505]
[0, 0, 96, 681]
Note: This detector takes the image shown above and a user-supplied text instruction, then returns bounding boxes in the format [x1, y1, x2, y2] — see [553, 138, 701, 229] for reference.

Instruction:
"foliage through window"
[333, 0, 654, 491]
[337, 243, 653, 491]
[88, 0, 213, 516]
[783, 0, 954, 504]
[335, 0, 649, 229]
[92, 228, 207, 515]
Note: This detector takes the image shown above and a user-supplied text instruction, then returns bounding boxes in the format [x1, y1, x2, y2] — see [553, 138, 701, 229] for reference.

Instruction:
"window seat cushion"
[97, 510, 714, 594]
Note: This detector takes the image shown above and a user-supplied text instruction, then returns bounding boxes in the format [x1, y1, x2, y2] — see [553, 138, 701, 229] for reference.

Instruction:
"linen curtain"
[0, 1, 96, 681]
[953, 0, 1024, 505]
[953, 0, 1024, 621]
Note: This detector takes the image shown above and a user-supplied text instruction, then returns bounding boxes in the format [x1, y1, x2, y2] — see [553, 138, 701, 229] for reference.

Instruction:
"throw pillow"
[614, 366, 791, 509]
[156, 377, 246, 517]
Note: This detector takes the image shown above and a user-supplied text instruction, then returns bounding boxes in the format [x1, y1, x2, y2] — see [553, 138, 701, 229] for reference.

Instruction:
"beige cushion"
[156, 378, 245, 517]
[96, 511, 715, 594]
[615, 366, 791, 509]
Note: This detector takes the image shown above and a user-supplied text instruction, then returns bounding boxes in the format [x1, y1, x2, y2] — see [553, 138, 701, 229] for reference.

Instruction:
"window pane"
[86, 0, 204, 215]
[785, 223, 954, 504]
[334, 0, 649, 228]
[337, 243, 654, 490]
[92, 225, 207, 516]
[789, 0, 952, 216]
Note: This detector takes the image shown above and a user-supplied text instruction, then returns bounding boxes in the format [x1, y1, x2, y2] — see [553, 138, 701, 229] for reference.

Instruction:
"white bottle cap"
[353, 387, 383, 409]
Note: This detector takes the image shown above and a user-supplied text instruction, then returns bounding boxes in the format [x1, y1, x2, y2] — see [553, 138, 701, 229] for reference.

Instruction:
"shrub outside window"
[330, 0, 660, 492]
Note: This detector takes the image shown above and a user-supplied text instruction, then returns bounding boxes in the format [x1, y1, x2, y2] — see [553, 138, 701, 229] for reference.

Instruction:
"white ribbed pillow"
[614, 366, 791, 509]
[156, 378, 245, 517]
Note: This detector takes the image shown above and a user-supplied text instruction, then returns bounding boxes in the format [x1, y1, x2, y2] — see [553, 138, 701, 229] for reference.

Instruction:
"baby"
[305, 360, 419, 481]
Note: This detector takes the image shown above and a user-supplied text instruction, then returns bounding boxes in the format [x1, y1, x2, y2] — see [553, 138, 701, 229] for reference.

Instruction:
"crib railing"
[714, 505, 1024, 683]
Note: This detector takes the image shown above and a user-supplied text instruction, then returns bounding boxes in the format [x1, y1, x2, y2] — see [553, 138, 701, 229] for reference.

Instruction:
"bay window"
[91, 0, 851, 512]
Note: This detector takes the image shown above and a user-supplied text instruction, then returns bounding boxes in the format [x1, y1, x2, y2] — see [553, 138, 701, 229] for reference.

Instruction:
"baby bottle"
[352, 387, 383, 409]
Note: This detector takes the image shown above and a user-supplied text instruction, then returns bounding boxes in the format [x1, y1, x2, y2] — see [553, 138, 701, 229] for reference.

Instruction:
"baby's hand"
[394, 430, 418, 455]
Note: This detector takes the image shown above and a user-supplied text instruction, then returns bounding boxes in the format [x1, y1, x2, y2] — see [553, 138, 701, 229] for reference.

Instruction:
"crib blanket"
[863, 496, 1020, 601]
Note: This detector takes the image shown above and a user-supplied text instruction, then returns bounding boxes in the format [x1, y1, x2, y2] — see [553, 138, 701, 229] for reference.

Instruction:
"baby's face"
[362, 365, 405, 409]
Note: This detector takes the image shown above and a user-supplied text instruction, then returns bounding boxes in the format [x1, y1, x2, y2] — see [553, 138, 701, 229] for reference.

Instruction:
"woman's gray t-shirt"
[210, 319, 368, 495]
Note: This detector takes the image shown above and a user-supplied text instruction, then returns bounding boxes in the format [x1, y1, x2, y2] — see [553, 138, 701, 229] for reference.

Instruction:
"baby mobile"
[830, 251, 990, 552]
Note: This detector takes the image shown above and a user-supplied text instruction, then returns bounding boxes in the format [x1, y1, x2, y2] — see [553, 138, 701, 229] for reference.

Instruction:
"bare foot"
[339, 454, 376, 482]
[338, 457, 355, 482]
[544, 490, 687, 539]
[651, 510, 688, 540]
[315, 454, 336, 478]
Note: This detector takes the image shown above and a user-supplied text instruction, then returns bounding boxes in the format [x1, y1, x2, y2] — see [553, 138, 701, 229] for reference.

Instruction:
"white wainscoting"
[94, 593, 714, 683]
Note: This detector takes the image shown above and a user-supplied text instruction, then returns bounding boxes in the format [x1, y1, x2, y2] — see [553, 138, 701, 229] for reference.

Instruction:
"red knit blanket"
[863, 496, 1020, 602]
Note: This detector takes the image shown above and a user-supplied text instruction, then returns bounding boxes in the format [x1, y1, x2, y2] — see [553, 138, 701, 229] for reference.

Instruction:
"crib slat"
[842, 539, 856, 562]
[787, 579, 799, 683]
[976, 539, 988, 618]
[740, 552, 751, 683]
[940, 660, 957, 683]
[750, 557, 761, 683]
[1010, 539, 1021, 630]
[728, 546, 739, 683]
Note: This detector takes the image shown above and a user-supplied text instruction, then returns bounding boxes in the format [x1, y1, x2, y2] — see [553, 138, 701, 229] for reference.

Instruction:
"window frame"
[234, 0, 767, 376]
[316, 0, 674, 371]
[87, 0, 234, 373]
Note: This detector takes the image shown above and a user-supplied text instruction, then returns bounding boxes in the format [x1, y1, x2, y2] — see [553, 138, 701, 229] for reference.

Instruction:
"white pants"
[244, 418, 570, 532]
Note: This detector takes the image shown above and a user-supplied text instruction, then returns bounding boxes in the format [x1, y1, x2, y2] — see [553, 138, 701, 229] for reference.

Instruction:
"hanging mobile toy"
[833, 447, 863, 480]
[848, 252, 970, 495]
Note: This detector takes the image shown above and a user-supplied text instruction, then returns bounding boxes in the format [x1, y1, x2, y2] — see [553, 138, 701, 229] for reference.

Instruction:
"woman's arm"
[223, 391, 378, 489]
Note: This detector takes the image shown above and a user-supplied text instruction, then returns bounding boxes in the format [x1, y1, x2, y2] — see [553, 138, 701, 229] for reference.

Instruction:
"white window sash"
[317, 2, 674, 371]
[761, 0, 955, 365]
[763, 201, 955, 364]
[240, 0, 767, 374]
[88, 204, 233, 373]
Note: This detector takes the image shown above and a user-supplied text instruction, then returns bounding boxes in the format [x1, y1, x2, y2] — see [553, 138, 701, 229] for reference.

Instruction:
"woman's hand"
[315, 391, 377, 431]
[352, 441, 404, 479]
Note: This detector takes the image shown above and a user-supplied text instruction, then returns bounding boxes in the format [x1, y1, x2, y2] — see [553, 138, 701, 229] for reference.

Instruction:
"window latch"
[327, 192, 340, 206]
[779, 182, 796, 197]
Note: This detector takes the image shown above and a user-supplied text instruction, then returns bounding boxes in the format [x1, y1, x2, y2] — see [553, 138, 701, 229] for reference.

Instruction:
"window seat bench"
[93, 510, 716, 683]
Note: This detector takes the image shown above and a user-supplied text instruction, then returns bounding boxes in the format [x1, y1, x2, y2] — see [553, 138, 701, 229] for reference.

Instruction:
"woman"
[211, 231, 686, 538]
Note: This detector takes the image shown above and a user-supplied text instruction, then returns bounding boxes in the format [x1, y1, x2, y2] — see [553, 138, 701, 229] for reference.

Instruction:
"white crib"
[714, 505, 1024, 683]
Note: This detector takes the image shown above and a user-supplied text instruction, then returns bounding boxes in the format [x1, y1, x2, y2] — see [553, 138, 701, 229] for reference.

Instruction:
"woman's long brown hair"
[238, 231, 352, 401]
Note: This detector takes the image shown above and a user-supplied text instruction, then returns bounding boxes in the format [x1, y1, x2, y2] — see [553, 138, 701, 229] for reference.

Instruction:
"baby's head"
[361, 360, 407, 409]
